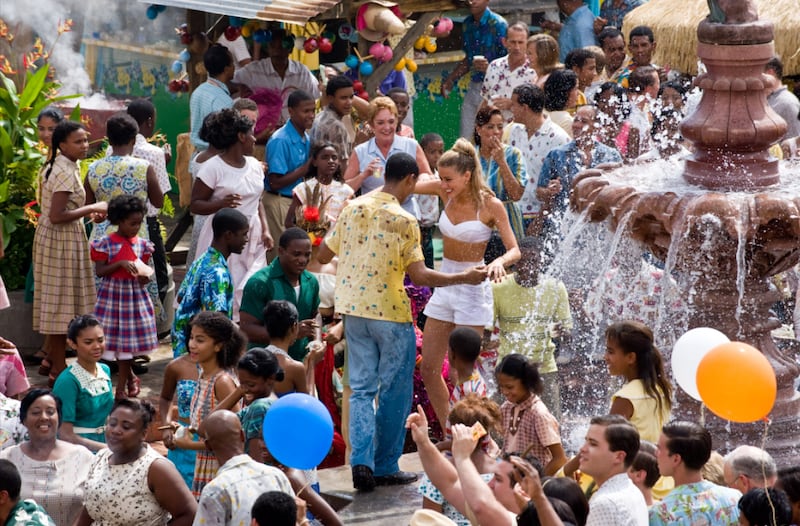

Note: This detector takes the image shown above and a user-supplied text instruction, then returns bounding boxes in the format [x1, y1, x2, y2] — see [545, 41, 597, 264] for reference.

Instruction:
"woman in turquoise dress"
[52, 315, 114, 452]
[474, 107, 527, 251]
[84, 113, 164, 320]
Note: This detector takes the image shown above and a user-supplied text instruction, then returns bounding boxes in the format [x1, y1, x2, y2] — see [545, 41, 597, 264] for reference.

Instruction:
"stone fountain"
[570, 0, 800, 461]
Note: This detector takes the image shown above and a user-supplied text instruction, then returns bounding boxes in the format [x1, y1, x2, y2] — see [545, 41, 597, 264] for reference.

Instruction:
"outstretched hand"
[405, 404, 430, 445]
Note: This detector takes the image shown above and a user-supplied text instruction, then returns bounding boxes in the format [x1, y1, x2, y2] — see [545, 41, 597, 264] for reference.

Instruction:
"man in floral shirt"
[0, 460, 55, 526]
[480, 22, 535, 123]
[650, 421, 741, 525]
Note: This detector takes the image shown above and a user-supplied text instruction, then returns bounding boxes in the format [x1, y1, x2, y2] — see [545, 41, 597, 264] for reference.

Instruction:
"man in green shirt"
[0, 460, 55, 526]
[239, 227, 320, 360]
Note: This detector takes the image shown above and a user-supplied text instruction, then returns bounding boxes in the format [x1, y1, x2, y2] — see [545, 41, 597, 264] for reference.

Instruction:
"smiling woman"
[0, 389, 95, 525]
[75, 399, 197, 526]
[51, 315, 115, 452]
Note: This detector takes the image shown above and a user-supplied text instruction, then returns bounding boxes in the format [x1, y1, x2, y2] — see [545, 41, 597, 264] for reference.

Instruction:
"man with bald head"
[193, 411, 293, 526]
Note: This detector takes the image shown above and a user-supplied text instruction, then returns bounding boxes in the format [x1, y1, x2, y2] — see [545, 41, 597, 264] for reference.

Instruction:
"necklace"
[508, 405, 525, 435]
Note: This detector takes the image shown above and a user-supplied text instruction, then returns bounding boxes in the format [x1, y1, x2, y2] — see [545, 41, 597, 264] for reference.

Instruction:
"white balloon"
[671, 327, 730, 400]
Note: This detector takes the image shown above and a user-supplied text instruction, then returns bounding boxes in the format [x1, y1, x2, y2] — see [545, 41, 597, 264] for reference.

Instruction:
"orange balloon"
[696, 341, 776, 423]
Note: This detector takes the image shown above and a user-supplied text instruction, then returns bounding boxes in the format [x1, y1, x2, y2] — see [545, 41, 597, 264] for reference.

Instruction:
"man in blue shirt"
[189, 44, 235, 150]
[264, 90, 316, 260]
[543, 0, 597, 63]
[537, 104, 621, 253]
[171, 208, 249, 357]
[441, 0, 507, 139]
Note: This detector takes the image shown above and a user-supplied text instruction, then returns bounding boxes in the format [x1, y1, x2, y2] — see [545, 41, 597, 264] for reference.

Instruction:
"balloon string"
[699, 404, 705, 427]
[760, 417, 775, 526]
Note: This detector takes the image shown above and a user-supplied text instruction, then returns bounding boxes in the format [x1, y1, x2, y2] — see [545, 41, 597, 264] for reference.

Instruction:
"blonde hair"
[437, 138, 494, 208]
[368, 96, 398, 123]
[528, 33, 561, 74]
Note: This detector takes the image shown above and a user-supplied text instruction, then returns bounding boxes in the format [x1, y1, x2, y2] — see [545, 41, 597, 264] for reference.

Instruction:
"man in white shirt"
[579, 414, 648, 526]
[507, 83, 570, 234]
[480, 22, 536, 123]
[126, 99, 172, 301]
[234, 28, 320, 128]
[193, 411, 293, 526]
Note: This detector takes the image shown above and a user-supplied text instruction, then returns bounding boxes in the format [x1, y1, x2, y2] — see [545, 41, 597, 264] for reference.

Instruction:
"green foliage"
[0, 65, 77, 289]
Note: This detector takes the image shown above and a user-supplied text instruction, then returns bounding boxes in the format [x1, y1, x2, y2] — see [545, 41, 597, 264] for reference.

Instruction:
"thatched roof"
[623, 0, 800, 76]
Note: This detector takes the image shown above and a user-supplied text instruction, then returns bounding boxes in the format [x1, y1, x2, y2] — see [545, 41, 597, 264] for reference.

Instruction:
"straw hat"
[409, 509, 458, 526]
[356, 1, 405, 42]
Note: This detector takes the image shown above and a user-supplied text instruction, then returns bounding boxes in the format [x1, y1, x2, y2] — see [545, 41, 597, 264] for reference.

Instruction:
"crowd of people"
[2, 0, 800, 525]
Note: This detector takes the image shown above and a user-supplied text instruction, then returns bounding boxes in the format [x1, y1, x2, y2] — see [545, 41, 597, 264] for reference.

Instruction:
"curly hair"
[189, 311, 247, 369]
[448, 393, 502, 437]
[544, 69, 578, 112]
[473, 106, 503, 147]
[203, 108, 254, 150]
[107, 194, 147, 225]
[367, 96, 398, 123]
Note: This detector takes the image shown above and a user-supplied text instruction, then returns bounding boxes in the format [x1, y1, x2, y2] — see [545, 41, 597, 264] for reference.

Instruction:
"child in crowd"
[158, 352, 200, 488]
[215, 348, 284, 458]
[418, 133, 444, 270]
[90, 195, 157, 399]
[263, 300, 311, 396]
[495, 354, 566, 476]
[491, 237, 572, 420]
[286, 142, 353, 228]
[0, 338, 29, 399]
[448, 327, 488, 406]
[174, 311, 244, 498]
[387, 88, 414, 138]
[628, 441, 660, 506]
[604, 320, 672, 444]
[172, 207, 250, 357]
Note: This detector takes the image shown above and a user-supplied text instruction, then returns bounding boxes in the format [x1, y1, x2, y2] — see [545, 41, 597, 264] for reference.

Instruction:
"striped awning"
[138, 0, 342, 25]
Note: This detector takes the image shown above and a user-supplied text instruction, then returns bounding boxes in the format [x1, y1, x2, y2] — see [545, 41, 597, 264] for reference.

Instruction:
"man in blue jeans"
[317, 153, 487, 491]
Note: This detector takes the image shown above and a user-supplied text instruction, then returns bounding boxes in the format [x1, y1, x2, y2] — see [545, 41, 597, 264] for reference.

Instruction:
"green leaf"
[18, 65, 49, 111]
[0, 127, 12, 168]
[69, 104, 81, 121]
[0, 180, 9, 203]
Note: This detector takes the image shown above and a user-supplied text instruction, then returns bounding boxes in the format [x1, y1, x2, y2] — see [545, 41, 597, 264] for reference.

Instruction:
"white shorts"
[423, 258, 493, 326]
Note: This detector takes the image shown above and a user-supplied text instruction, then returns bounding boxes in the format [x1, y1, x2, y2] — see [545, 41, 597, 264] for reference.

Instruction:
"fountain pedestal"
[570, 8, 800, 463]
[681, 40, 785, 190]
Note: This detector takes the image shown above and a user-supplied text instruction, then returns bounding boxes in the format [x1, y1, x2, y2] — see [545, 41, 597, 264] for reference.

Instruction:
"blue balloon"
[178, 49, 191, 62]
[253, 29, 270, 44]
[359, 61, 374, 76]
[171, 60, 183, 74]
[263, 393, 333, 470]
[145, 5, 158, 19]
[229, 16, 244, 28]
[155, 4, 167, 11]
[344, 54, 359, 69]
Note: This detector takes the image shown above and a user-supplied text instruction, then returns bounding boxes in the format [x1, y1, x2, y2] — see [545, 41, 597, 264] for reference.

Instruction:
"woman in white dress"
[190, 109, 273, 320]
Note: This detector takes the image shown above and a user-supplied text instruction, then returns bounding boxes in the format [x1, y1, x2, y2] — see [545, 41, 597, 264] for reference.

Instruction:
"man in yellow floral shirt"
[318, 152, 486, 492]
